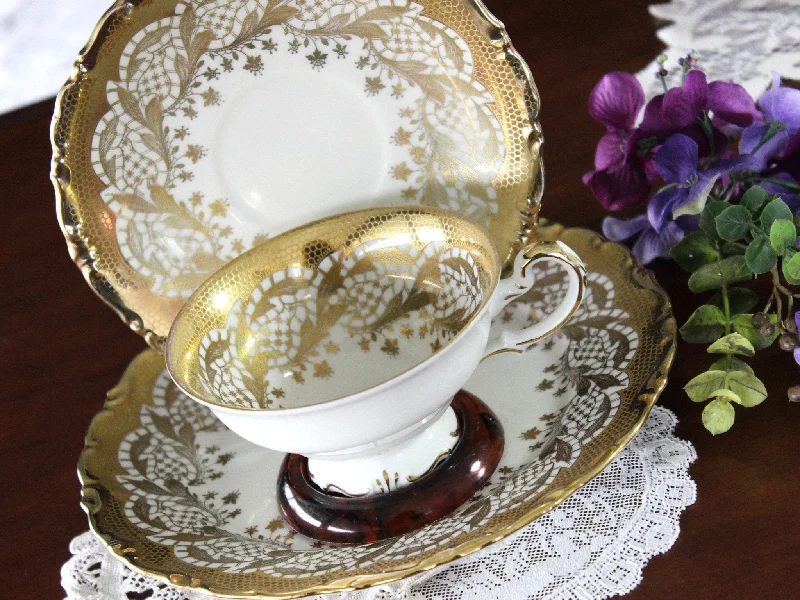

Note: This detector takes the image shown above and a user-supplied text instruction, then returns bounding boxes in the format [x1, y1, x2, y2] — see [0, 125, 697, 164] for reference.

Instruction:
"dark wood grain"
[1, 0, 798, 597]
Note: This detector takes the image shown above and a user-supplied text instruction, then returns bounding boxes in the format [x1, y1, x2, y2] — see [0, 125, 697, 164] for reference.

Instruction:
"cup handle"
[483, 240, 587, 359]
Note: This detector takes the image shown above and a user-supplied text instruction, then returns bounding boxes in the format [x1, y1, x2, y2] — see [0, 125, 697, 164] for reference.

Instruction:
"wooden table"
[2, 0, 798, 597]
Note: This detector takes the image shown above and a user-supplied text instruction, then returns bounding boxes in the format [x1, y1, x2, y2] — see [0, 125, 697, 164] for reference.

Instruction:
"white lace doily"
[638, 0, 800, 97]
[0, 0, 113, 113]
[62, 406, 696, 600]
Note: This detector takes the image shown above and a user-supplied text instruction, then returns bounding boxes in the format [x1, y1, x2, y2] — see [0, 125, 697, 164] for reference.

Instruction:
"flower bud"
[759, 323, 776, 337]
[751, 313, 769, 327]
[779, 334, 798, 352]
[788, 385, 800, 403]
[656, 53, 668, 64]
[783, 318, 798, 334]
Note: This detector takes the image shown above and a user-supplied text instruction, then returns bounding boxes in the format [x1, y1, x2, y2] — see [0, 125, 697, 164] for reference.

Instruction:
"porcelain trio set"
[53, 0, 589, 543]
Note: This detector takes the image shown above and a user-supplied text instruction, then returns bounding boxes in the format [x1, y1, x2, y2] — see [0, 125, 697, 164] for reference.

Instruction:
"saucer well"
[52, 0, 542, 347]
[78, 224, 675, 598]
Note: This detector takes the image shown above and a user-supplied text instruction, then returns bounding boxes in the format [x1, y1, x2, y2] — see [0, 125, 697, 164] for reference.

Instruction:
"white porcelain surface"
[307, 405, 458, 496]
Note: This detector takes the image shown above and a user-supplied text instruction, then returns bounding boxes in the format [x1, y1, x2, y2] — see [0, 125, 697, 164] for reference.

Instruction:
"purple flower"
[602, 212, 696, 265]
[795, 311, 800, 366]
[740, 75, 795, 165]
[647, 133, 760, 231]
[759, 72, 800, 129]
[641, 70, 761, 134]
[776, 131, 800, 183]
[588, 71, 645, 131]
[739, 122, 791, 169]
[759, 171, 800, 213]
[583, 72, 655, 210]
[740, 73, 800, 184]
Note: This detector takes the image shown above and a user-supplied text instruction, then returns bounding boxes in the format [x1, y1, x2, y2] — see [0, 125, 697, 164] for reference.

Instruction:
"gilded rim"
[50, 0, 544, 351]
[78, 224, 676, 599]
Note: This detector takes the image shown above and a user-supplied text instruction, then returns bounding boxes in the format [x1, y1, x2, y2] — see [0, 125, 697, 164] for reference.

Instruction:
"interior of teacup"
[166, 206, 500, 411]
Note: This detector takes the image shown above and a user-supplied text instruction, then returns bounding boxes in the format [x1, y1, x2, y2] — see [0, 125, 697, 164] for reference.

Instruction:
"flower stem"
[771, 266, 800, 299]
[721, 283, 733, 372]
[698, 112, 716, 160]
[751, 178, 800, 192]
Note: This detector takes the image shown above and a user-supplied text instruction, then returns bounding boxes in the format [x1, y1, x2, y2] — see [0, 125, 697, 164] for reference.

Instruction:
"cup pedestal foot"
[277, 390, 504, 544]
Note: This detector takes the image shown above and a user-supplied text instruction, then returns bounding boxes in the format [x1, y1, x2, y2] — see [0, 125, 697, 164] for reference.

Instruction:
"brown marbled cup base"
[277, 390, 504, 544]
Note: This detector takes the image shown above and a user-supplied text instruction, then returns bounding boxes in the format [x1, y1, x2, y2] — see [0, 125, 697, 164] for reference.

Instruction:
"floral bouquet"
[584, 54, 799, 434]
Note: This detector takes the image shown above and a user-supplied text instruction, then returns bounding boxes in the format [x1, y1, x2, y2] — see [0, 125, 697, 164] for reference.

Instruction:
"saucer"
[52, 0, 542, 346]
[79, 224, 675, 598]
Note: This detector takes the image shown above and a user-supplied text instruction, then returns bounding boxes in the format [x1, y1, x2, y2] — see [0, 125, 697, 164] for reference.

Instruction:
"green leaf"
[783, 251, 800, 285]
[679, 305, 727, 343]
[720, 241, 747, 256]
[740, 185, 769, 214]
[715, 204, 752, 241]
[760, 197, 793, 232]
[727, 371, 768, 407]
[710, 388, 743, 404]
[755, 122, 787, 151]
[688, 256, 753, 292]
[745, 234, 778, 274]
[702, 398, 735, 434]
[769, 219, 797, 254]
[685, 370, 727, 402]
[669, 231, 721, 272]
[710, 356, 754, 374]
[707, 332, 755, 356]
[700, 200, 730, 239]
[731, 313, 780, 350]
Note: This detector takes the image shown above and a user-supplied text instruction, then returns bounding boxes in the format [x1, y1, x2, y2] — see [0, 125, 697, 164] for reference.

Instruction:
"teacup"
[166, 206, 585, 497]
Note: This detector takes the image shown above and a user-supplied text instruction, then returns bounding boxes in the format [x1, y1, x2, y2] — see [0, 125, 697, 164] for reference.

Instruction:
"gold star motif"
[520, 427, 542, 440]
[401, 186, 418, 201]
[409, 146, 427, 164]
[209, 199, 228, 217]
[265, 518, 284, 532]
[381, 338, 400, 356]
[392, 127, 412, 145]
[313, 361, 333, 378]
[391, 162, 413, 181]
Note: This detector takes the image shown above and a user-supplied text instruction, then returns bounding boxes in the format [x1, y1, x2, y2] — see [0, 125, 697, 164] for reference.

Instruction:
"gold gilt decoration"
[196, 239, 484, 409]
[78, 226, 676, 597]
[52, 0, 543, 346]
[166, 206, 499, 411]
[91, 0, 504, 299]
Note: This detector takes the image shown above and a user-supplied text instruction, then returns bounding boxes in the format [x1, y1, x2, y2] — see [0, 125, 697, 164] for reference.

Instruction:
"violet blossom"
[640, 69, 761, 134]
[795, 311, 800, 366]
[740, 73, 800, 183]
[602, 212, 696, 265]
[648, 133, 760, 231]
[583, 72, 655, 210]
